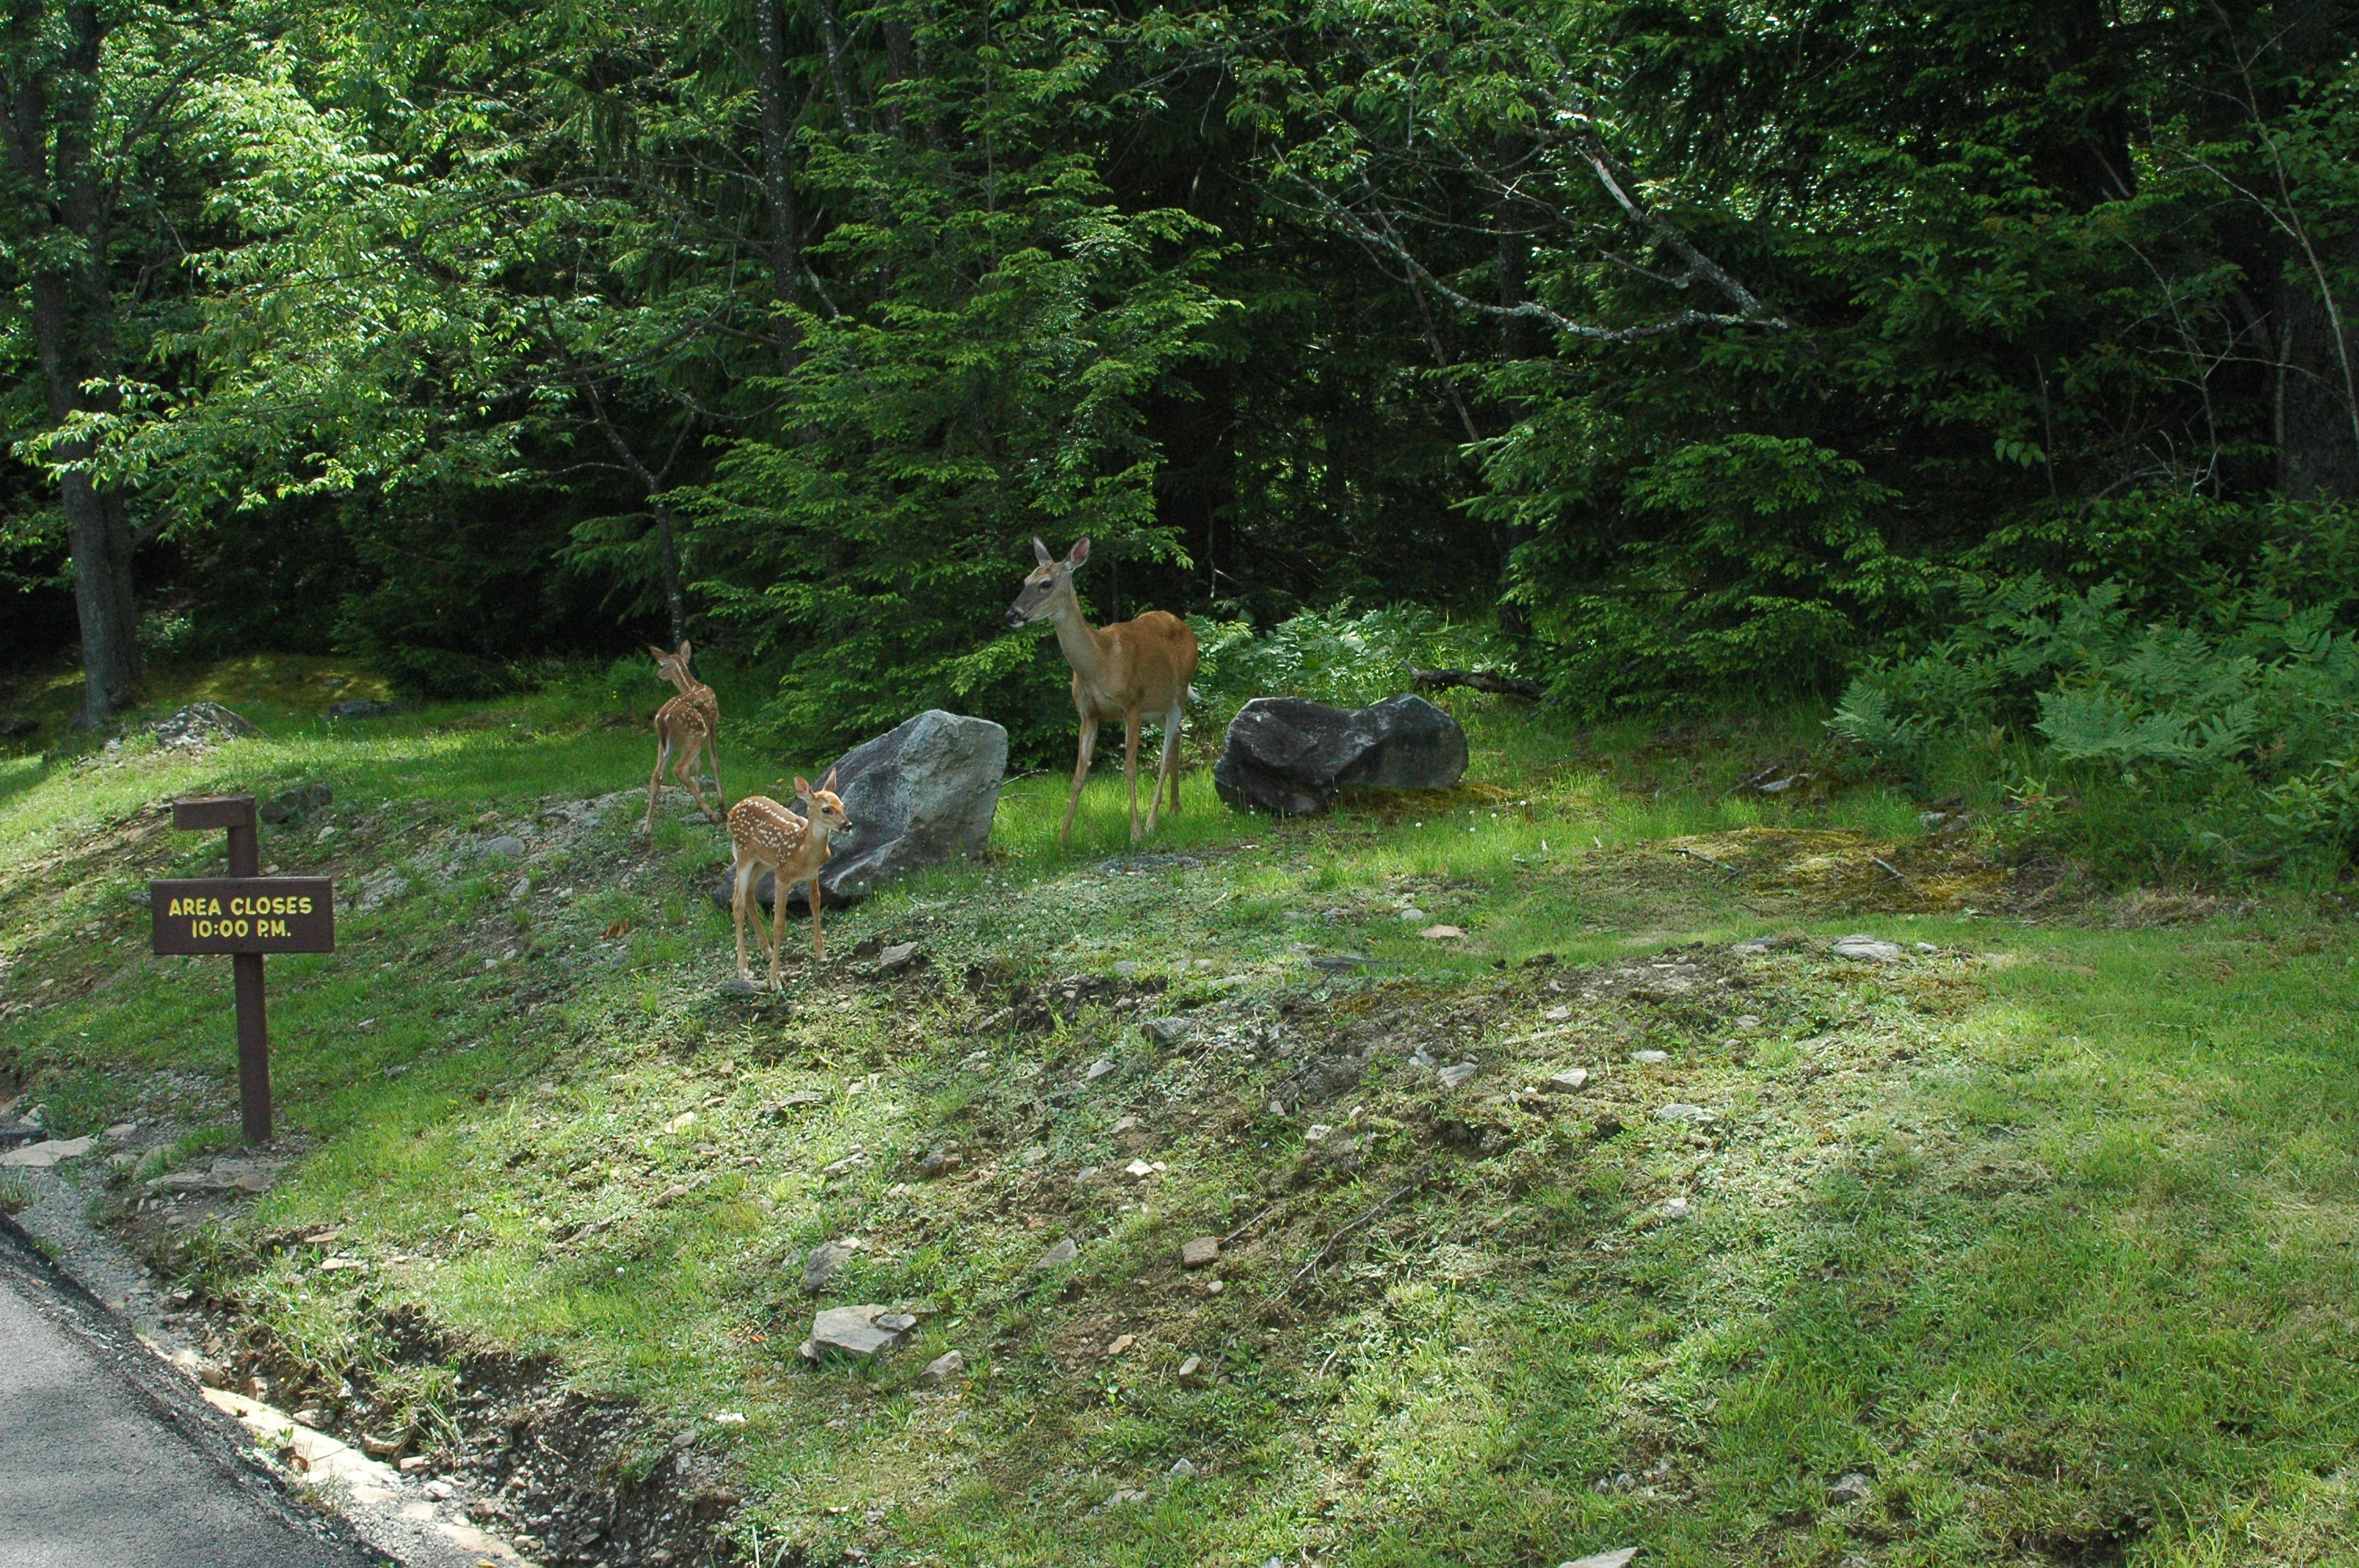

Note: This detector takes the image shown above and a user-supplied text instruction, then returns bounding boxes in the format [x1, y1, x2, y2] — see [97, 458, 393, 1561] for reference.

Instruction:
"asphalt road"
[0, 1219, 384, 1568]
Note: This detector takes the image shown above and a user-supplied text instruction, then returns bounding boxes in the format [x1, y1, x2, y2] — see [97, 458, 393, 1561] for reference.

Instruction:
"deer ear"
[678, 640, 692, 659]
[793, 775, 812, 797]
[822, 766, 840, 793]
[1033, 537, 1053, 566]
[649, 645, 670, 661]
[1067, 537, 1091, 568]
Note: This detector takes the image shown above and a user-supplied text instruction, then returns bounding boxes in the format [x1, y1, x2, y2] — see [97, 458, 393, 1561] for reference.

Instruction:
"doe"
[727, 770, 851, 990]
[1006, 537, 1199, 842]
[644, 641, 726, 833]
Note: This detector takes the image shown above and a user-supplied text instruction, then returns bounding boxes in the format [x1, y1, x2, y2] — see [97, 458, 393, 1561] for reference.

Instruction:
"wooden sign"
[151, 878, 334, 954]
[152, 796, 335, 1145]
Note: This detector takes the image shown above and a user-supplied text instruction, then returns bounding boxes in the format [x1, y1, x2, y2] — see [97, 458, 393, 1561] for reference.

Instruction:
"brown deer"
[726, 770, 852, 989]
[644, 641, 725, 833]
[1006, 537, 1199, 843]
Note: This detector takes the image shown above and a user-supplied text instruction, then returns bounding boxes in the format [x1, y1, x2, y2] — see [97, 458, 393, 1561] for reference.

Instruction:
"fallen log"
[1409, 666, 1544, 699]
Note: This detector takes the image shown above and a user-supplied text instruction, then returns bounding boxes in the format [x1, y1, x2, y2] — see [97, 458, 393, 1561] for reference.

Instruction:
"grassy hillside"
[4, 664, 2357, 1568]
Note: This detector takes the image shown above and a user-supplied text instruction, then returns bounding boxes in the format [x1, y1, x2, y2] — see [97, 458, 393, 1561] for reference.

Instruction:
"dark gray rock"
[1212, 694, 1467, 816]
[260, 784, 333, 825]
[328, 699, 395, 720]
[713, 709, 1006, 916]
[150, 703, 257, 749]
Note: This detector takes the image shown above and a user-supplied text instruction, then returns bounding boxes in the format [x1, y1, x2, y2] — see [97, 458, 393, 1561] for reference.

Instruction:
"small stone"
[1306, 953, 1371, 973]
[1085, 1059, 1116, 1081]
[424, 1480, 455, 1501]
[1660, 1197, 1690, 1219]
[1168, 1457, 1198, 1479]
[1114, 960, 1140, 979]
[806, 1305, 911, 1359]
[329, 699, 395, 720]
[1141, 1017, 1188, 1047]
[1630, 1050, 1668, 1065]
[919, 1350, 966, 1387]
[1543, 1069, 1590, 1094]
[1437, 1062, 1478, 1090]
[1176, 1354, 1207, 1386]
[874, 941, 921, 972]
[671, 1428, 701, 1450]
[478, 834, 526, 859]
[1019, 1145, 1048, 1166]
[1105, 1334, 1136, 1356]
[769, 1090, 826, 1112]
[1544, 1006, 1572, 1022]
[1732, 1014, 1762, 1031]
[1655, 1103, 1709, 1123]
[1829, 1472, 1874, 1504]
[1122, 1158, 1156, 1181]
[799, 1240, 859, 1293]
[1732, 936, 1775, 954]
[1180, 1236, 1219, 1269]
[1398, 907, 1428, 922]
[1206, 1279, 1223, 1294]
[1560, 1551, 1640, 1568]
[1914, 941, 1939, 954]
[1033, 1237, 1078, 1270]
[718, 977, 761, 997]
[1303, 1124, 1334, 1143]
[102, 1122, 135, 1139]
[1408, 1045, 1437, 1069]
[398, 1456, 430, 1473]
[1111, 1116, 1140, 1134]
[507, 876, 532, 902]
[1419, 924, 1466, 940]
[0, 1136, 95, 1168]
[1830, 934, 1904, 963]
[918, 1148, 962, 1179]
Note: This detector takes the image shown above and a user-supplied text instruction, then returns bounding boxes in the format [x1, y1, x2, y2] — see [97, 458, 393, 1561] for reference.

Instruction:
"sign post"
[151, 797, 335, 1145]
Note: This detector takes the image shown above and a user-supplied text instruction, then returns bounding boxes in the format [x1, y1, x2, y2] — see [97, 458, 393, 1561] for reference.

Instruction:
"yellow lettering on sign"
[205, 898, 222, 916]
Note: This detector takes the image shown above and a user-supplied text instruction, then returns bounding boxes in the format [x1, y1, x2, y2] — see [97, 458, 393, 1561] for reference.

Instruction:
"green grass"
[5, 665, 2358, 1566]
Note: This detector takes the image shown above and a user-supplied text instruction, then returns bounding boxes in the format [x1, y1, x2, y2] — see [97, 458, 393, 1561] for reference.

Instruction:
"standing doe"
[1006, 536, 1200, 842]
[644, 641, 726, 833]
[727, 771, 851, 990]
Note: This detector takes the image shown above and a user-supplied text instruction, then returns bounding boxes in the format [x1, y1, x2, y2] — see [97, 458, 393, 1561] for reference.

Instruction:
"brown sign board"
[151, 878, 336, 956]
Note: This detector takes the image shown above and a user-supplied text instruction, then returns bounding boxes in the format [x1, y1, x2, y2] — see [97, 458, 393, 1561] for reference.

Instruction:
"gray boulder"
[714, 709, 1006, 915]
[1212, 694, 1467, 816]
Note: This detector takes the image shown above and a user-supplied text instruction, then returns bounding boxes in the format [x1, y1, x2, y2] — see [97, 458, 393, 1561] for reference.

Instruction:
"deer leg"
[645, 726, 674, 835]
[705, 736, 727, 816]
[1147, 702, 1183, 834]
[1059, 716, 1100, 843]
[1167, 704, 1185, 814]
[1124, 712, 1144, 840]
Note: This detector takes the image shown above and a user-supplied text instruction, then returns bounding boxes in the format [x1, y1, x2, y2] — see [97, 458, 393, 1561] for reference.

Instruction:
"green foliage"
[1191, 604, 1514, 717]
[1831, 581, 2359, 869]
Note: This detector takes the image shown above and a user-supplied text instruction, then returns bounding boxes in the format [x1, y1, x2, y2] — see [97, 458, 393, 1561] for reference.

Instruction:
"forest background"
[5, 0, 2359, 875]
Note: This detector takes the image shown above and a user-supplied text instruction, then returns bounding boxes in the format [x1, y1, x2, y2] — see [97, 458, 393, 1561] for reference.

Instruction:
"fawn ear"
[649, 644, 671, 661]
[793, 775, 811, 798]
[821, 766, 839, 793]
[1033, 536, 1053, 567]
[678, 639, 692, 660]
[1067, 536, 1091, 569]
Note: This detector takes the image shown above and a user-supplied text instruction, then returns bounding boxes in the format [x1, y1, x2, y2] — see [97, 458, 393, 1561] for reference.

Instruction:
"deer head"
[1005, 537, 1090, 626]
[649, 640, 696, 690]
[797, 768, 852, 840]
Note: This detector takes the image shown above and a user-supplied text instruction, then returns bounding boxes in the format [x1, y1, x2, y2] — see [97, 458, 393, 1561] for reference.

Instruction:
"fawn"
[727, 769, 852, 990]
[644, 641, 726, 833]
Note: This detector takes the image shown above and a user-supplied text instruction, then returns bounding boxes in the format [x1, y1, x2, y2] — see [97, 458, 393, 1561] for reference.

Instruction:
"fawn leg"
[769, 876, 787, 990]
[675, 732, 723, 823]
[1059, 716, 1100, 842]
[1124, 712, 1144, 840]
[645, 725, 674, 835]
[705, 735, 727, 815]
[732, 860, 754, 981]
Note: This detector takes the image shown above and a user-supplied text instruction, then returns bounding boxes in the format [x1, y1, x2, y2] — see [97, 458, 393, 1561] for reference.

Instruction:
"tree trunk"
[2, 2, 141, 726]
[1494, 187, 1534, 640]
[754, 0, 807, 376]
[2276, 230, 2359, 502]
